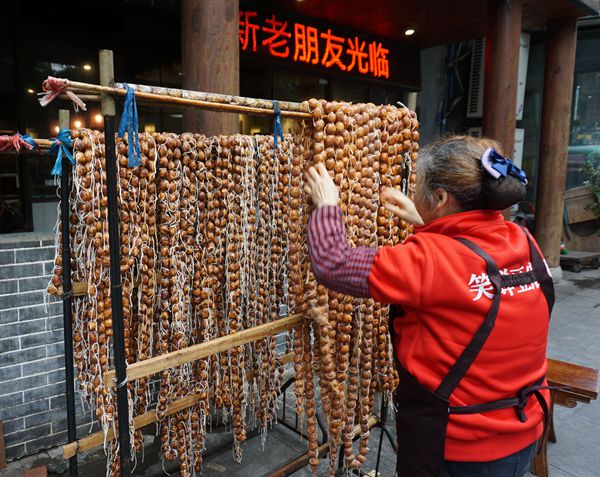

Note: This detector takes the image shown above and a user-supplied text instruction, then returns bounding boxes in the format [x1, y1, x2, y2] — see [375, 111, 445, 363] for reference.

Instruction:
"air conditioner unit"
[467, 39, 485, 118]
[466, 33, 530, 120]
[467, 127, 483, 137]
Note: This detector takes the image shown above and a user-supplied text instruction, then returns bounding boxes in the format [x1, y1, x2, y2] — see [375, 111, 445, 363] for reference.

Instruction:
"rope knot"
[38, 76, 87, 112]
[0, 134, 36, 153]
[50, 129, 75, 176]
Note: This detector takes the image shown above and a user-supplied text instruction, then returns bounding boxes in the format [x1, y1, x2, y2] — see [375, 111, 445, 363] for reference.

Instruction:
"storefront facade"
[1, 0, 423, 234]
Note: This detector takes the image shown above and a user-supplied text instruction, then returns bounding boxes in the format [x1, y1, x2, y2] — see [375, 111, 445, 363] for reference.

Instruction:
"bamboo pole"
[53, 79, 312, 119]
[64, 352, 296, 458]
[33, 138, 54, 148]
[103, 314, 304, 387]
[116, 82, 305, 114]
[56, 281, 88, 297]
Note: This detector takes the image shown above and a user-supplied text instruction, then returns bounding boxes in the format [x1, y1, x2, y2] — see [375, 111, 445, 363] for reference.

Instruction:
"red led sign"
[239, 10, 390, 80]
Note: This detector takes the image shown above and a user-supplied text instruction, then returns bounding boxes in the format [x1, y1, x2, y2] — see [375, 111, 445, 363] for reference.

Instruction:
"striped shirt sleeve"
[307, 205, 377, 298]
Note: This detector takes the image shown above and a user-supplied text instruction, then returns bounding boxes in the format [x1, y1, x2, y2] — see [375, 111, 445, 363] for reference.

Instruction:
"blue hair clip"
[481, 148, 528, 185]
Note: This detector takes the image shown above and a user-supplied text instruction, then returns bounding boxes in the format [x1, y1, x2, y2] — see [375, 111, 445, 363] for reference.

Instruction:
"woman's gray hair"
[416, 135, 526, 211]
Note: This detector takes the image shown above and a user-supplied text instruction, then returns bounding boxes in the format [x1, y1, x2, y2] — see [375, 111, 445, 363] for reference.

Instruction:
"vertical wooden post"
[407, 92, 418, 112]
[57, 109, 79, 477]
[482, 0, 522, 155]
[534, 18, 578, 268]
[99, 49, 131, 477]
[181, 0, 240, 135]
[99, 50, 116, 117]
[58, 110, 70, 131]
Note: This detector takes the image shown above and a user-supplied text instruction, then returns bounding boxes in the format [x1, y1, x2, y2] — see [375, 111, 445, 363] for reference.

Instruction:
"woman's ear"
[433, 188, 462, 215]
[433, 188, 449, 209]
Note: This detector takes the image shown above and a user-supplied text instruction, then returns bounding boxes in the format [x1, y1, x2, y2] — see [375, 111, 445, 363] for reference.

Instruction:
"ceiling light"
[83, 64, 92, 71]
[74, 120, 82, 128]
[94, 114, 103, 123]
[27, 88, 34, 94]
[405, 29, 415, 36]
[54, 126, 60, 134]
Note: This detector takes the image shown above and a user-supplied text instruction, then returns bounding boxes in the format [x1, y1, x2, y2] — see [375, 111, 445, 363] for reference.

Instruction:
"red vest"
[369, 210, 550, 461]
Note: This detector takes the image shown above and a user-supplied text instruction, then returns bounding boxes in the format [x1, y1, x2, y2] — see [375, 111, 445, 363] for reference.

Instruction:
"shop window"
[568, 28, 600, 190]
[330, 79, 368, 103]
[569, 71, 600, 188]
[273, 70, 325, 102]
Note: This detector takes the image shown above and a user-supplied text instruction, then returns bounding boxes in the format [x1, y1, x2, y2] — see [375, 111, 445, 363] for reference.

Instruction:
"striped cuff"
[307, 205, 376, 298]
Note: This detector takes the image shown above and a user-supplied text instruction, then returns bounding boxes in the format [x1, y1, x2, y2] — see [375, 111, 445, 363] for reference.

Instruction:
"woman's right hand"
[380, 187, 424, 225]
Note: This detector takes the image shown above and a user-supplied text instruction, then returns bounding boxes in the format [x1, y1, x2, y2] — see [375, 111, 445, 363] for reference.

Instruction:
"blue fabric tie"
[273, 100, 284, 151]
[19, 134, 38, 150]
[118, 83, 141, 167]
[50, 129, 74, 176]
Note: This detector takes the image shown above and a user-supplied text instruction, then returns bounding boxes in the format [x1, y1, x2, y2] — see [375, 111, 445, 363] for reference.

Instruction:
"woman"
[304, 136, 554, 477]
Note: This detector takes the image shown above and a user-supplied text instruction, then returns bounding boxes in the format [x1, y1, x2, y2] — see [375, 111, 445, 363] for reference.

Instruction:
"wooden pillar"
[181, 0, 239, 135]
[482, 0, 522, 155]
[534, 18, 578, 268]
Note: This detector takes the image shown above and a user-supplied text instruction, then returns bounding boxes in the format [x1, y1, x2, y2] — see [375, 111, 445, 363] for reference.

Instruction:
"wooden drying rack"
[47, 80, 314, 458]
[63, 351, 296, 459]
[47, 49, 397, 477]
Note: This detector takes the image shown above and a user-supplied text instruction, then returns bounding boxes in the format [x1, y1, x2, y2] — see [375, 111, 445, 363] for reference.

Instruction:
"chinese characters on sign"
[239, 10, 390, 80]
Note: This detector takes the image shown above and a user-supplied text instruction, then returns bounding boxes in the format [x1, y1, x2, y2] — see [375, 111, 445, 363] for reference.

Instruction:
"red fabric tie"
[39, 76, 87, 112]
[0, 134, 35, 152]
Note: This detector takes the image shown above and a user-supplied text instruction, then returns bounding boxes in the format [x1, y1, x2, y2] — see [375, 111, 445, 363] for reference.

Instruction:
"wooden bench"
[532, 358, 599, 477]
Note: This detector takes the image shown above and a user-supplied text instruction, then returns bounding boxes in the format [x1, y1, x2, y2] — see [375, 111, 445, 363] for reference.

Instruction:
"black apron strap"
[501, 271, 537, 287]
[388, 305, 403, 371]
[533, 388, 550, 455]
[435, 237, 503, 399]
[449, 376, 550, 418]
[520, 226, 555, 314]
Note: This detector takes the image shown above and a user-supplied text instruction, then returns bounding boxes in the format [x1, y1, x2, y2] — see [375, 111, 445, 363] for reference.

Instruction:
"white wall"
[32, 201, 59, 233]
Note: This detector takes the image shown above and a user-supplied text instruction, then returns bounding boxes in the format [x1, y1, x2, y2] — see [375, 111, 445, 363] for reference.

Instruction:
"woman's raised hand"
[380, 187, 424, 225]
[304, 162, 340, 208]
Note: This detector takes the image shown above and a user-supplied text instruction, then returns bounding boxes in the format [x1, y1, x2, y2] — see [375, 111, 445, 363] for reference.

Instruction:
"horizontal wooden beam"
[57, 274, 158, 298]
[58, 80, 312, 119]
[103, 314, 304, 387]
[56, 281, 88, 297]
[63, 352, 295, 458]
[33, 138, 54, 149]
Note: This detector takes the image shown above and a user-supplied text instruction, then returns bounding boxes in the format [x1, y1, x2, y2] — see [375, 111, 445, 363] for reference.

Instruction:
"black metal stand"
[331, 394, 396, 477]
[104, 117, 131, 476]
[280, 377, 329, 445]
[271, 378, 397, 477]
[373, 395, 396, 477]
[60, 153, 78, 477]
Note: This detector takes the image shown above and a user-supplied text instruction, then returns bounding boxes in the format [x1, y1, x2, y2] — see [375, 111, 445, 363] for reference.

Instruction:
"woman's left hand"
[304, 162, 339, 208]
[380, 187, 424, 225]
